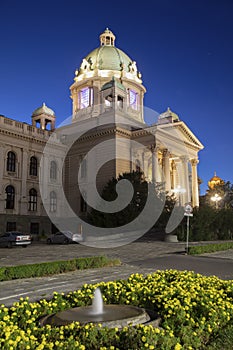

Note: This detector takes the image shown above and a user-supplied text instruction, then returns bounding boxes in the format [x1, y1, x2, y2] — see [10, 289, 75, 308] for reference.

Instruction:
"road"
[0, 240, 233, 307]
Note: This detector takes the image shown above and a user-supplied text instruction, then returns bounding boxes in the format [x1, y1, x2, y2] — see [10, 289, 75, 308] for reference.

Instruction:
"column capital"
[180, 155, 189, 163]
[162, 148, 170, 157]
[148, 144, 159, 153]
[190, 158, 199, 166]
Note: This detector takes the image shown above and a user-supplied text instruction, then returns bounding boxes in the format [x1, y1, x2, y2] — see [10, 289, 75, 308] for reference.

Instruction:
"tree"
[205, 181, 233, 209]
[88, 171, 149, 228]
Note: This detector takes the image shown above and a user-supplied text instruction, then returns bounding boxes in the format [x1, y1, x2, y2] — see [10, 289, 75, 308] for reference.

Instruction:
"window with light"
[129, 89, 138, 110]
[79, 87, 93, 109]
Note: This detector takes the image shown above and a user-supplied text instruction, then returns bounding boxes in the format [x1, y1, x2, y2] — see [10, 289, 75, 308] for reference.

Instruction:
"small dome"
[32, 103, 55, 117]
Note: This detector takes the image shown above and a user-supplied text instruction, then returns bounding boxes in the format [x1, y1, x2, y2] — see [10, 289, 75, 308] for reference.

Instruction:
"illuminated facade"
[0, 29, 204, 235]
[65, 29, 204, 217]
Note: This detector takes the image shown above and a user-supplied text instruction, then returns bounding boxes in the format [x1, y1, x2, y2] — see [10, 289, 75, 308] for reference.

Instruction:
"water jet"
[39, 287, 161, 328]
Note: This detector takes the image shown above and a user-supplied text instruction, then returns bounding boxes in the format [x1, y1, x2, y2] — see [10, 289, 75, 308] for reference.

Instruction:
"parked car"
[46, 231, 83, 244]
[0, 231, 32, 248]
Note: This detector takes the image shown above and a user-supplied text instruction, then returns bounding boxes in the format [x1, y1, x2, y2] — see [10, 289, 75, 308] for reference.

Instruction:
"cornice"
[0, 128, 49, 145]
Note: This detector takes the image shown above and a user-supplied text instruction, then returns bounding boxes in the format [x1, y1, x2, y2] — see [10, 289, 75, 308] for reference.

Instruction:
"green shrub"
[189, 242, 233, 255]
[0, 256, 120, 281]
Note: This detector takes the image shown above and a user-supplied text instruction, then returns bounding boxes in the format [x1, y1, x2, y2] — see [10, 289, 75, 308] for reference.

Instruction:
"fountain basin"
[39, 304, 160, 328]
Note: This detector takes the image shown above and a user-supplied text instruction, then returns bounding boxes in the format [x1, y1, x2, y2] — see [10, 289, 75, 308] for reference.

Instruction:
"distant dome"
[32, 103, 55, 117]
[208, 172, 224, 189]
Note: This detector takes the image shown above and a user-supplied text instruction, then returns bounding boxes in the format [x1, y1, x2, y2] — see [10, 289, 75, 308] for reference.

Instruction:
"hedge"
[0, 256, 120, 281]
[188, 242, 233, 255]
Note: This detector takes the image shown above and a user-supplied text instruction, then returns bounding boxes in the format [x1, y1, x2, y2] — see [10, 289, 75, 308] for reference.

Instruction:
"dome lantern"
[99, 28, 116, 46]
[31, 103, 56, 131]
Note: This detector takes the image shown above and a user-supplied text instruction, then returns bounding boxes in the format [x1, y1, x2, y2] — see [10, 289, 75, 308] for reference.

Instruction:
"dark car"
[0, 231, 32, 248]
[46, 231, 83, 244]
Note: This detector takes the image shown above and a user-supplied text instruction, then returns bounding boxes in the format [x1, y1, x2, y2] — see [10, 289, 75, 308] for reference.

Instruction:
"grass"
[188, 242, 233, 255]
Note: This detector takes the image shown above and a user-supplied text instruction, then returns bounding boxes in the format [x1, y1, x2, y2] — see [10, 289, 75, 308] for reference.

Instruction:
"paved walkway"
[0, 240, 233, 306]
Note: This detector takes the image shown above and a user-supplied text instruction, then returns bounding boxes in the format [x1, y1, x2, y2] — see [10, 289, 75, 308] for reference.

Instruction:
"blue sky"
[1, 0, 232, 194]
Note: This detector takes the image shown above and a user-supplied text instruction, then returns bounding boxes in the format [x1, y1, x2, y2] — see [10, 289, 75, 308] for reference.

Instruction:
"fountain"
[39, 288, 161, 328]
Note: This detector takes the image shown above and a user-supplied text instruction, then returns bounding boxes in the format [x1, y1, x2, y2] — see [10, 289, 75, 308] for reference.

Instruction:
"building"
[0, 29, 204, 236]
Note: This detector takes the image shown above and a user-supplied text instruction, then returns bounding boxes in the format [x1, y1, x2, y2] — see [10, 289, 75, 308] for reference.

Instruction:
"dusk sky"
[1, 0, 232, 194]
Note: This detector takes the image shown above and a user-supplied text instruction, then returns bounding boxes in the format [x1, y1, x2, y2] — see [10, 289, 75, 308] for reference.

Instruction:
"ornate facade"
[0, 29, 204, 236]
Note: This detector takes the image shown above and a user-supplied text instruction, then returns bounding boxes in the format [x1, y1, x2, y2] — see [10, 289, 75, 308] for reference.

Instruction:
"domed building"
[61, 29, 204, 221]
[70, 28, 145, 124]
[0, 28, 204, 237]
[208, 172, 224, 190]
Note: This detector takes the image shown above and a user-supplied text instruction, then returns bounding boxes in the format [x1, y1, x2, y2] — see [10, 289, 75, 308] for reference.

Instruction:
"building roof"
[76, 29, 140, 76]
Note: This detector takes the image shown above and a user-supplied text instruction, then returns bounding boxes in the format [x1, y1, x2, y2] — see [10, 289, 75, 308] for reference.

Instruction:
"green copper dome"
[85, 45, 133, 72]
[76, 29, 139, 75]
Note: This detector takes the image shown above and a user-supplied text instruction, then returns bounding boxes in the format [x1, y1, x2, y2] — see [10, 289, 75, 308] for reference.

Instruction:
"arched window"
[50, 191, 57, 212]
[7, 151, 16, 172]
[30, 156, 38, 176]
[5, 185, 15, 209]
[29, 188, 37, 211]
[50, 161, 57, 180]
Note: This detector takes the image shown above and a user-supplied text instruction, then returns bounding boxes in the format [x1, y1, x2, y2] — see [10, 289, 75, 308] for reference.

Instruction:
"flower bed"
[0, 270, 232, 349]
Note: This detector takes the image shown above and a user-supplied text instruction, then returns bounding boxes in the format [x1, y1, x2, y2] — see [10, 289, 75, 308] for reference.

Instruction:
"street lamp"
[211, 193, 221, 209]
[172, 185, 186, 206]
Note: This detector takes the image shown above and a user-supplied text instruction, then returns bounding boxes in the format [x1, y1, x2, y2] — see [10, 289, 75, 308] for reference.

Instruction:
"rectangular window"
[6, 222, 16, 231]
[79, 87, 93, 109]
[129, 90, 138, 110]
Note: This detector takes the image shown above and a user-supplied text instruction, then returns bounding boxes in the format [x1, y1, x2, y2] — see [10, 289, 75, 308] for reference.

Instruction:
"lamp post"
[211, 193, 221, 209]
[172, 185, 186, 206]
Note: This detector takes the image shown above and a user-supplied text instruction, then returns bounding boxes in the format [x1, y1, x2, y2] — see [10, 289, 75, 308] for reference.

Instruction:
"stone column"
[142, 151, 148, 179]
[162, 149, 171, 192]
[171, 160, 177, 190]
[180, 156, 190, 204]
[190, 158, 199, 207]
[150, 145, 161, 183]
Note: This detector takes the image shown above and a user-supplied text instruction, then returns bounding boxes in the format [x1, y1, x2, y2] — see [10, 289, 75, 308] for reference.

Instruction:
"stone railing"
[0, 115, 52, 139]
